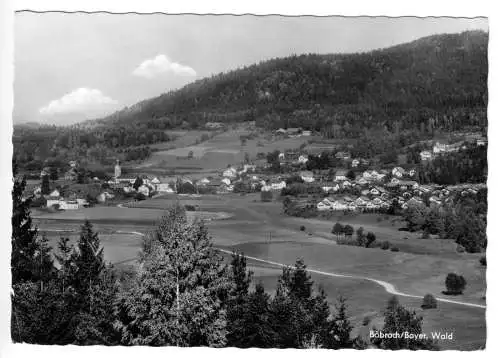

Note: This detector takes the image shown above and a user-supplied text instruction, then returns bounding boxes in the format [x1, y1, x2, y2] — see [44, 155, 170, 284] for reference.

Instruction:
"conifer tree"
[115, 204, 231, 347]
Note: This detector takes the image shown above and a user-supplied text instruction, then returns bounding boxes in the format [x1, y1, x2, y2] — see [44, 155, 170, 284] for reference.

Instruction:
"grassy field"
[137, 129, 313, 172]
[34, 192, 486, 350]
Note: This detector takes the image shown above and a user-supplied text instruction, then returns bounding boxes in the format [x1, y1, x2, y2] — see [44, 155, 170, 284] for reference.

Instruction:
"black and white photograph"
[2, 1, 492, 354]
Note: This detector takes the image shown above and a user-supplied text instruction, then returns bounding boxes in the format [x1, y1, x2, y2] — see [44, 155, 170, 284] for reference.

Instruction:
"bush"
[403, 237, 409, 240]
[480, 256, 486, 266]
[421, 294, 438, 309]
[445, 273, 467, 295]
[184, 204, 196, 211]
[135, 193, 146, 201]
[456, 245, 465, 253]
[362, 316, 371, 326]
[365, 232, 376, 248]
[380, 241, 391, 250]
[299, 225, 306, 231]
[390, 246, 400, 252]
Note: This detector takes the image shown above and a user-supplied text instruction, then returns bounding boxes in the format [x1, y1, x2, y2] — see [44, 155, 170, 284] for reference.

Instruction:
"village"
[24, 134, 487, 217]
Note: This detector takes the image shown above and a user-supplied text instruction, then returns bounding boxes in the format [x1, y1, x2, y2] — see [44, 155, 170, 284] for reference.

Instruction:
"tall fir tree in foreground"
[11, 161, 52, 284]
[115, 204, 231, 347]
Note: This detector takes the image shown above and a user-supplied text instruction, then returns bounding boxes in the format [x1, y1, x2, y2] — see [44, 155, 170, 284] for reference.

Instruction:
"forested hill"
[96, 30, 488, 136]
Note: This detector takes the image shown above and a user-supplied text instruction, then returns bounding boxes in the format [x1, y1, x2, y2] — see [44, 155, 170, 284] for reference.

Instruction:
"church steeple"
[114, 159, 121, 179]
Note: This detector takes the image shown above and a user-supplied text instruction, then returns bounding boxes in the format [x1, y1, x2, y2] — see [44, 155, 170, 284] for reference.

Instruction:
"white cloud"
[132, 54, 196, 79]
[39, 88, 118, 115]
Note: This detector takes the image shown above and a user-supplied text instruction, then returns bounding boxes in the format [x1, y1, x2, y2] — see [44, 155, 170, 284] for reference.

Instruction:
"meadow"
[35, 192, 486, 350]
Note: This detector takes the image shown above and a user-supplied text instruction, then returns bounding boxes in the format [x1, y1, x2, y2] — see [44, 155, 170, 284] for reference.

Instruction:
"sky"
[13, 13, 489, 124]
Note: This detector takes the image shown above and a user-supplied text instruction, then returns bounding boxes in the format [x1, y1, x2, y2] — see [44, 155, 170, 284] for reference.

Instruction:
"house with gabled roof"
[335, 170, 348, 182]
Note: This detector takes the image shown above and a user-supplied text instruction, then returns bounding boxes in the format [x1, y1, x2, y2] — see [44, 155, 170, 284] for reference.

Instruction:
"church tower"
[114, 159, 121, 179]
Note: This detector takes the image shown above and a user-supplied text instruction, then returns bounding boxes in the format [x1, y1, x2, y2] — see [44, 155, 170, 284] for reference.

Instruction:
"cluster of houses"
[28, 187, 92, 210]
[309, 179, 484, 213]
[420, 137, 487, 162]
[274, 128, 312, 137]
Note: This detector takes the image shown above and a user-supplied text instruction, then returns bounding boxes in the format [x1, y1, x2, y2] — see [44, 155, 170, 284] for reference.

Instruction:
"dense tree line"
[403, 189, 487, 253]
[417, 145, 487, 185]
[13, 124, 170, 171]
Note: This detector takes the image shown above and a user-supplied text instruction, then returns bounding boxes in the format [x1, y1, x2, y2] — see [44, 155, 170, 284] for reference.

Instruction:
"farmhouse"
[420, 151, 433, 161]
[321, 182, 340, 193]
[433, 141, 463, 154]
[335, 170, 348, 181]
[351, 159, 360, 168]
[205, 122, 224, 129]
[297, 155, 309, 164]
[335, 151, 351, 160]
[300, 171, 315, 183]
[223, 167, 237, 178]
[392, 167, 405, 178]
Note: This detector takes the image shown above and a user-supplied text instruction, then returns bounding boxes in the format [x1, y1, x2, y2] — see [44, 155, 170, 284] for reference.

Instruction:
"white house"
[420, 151, 433, 161]
[302, 130, 312, 136]
[221, 178, 231, 186]
[270, 181, 287, 191]
[351, 159, 360, 168]
[46, 199, 62, 208]
[223, 167, 237, 178]
[278, 152, 286, 161]
[357, 177, 369, 185]
[392, 167, 405, 178]
[49, 189, 60, 198]
[60, 200, 79, 210]
[243, 164, 256, 172]
[300, 171, 315, 183]
[151, 177, 161, 185]
[123, 186, 135, 194]
[317, 200, 332, 211]
[156, 183, 174, 193]
[138, 185, 150, 196]
[76, 198, 88, 207]
[297, 155, 309, 164]
[335, 170, 348, 182]
[322, 183, 340, 193]
[370, 188, 380, 196]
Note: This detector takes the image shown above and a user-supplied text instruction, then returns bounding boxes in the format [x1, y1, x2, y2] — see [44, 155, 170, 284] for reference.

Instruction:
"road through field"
[113, 229, 485, 310]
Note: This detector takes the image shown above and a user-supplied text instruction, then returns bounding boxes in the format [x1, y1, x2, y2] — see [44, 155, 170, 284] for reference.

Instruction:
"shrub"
[135, 193, 146, 201]
[421, 294, 438, 309]
[456, 245, 465, 253]
[480, 256, 487, 266]
[365, 232, 376, 248]
[362, 316, 371, 326]
[390, 246, 400, 252]
[403, 237, 409, 240]
[299, 225, 306, 231]
[380, 241, 391, 250]
[445, 273, 467, 295]
[184, 204, 196, 211]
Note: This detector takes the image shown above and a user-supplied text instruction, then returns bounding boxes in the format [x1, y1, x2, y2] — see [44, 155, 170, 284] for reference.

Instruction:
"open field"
[137, 129, 314, 173]
[35, 192, 486, 350]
